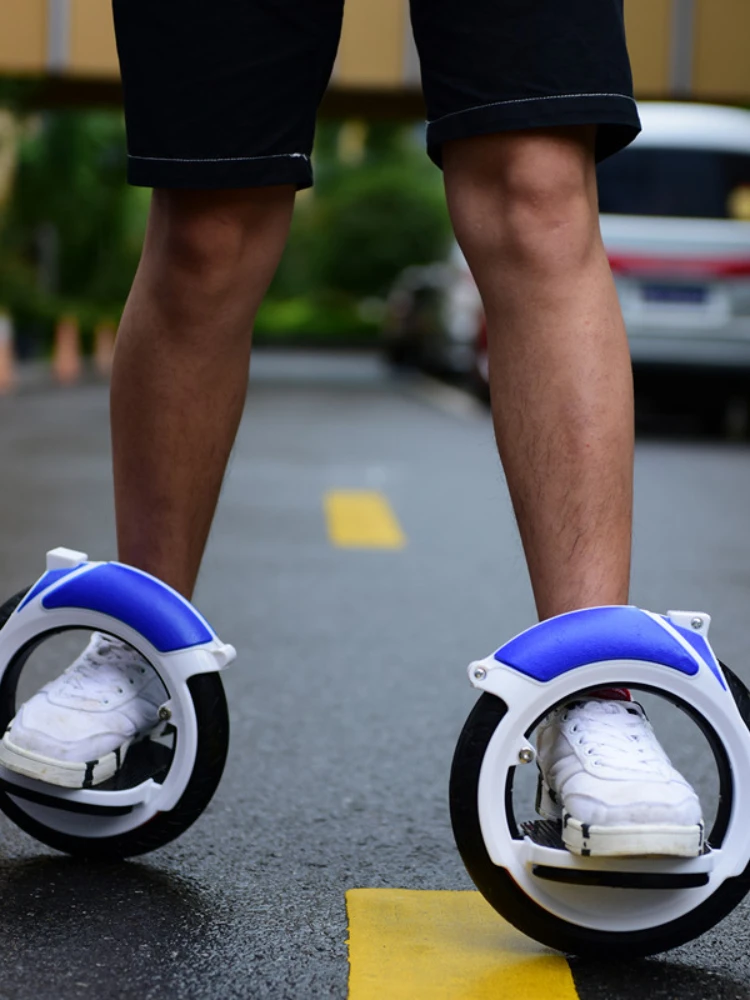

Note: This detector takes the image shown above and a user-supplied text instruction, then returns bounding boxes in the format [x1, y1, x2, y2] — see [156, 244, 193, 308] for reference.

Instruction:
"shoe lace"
[564, 701, 671, 772]
[59, 634, 151, 704]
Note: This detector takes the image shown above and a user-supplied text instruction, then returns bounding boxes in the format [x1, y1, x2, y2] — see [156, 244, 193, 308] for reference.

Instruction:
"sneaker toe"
[7, 695, 137, 763]
[564, 776, 702, 828]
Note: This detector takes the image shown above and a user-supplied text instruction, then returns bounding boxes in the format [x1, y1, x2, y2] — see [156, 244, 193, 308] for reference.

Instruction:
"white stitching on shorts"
[127, 152, 310, 164]
[427, 92, 637, 128]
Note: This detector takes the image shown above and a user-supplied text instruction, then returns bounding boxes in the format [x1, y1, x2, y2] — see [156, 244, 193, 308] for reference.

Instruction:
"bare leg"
[111, 187, 295, 597]
[443, 127, 633, 620]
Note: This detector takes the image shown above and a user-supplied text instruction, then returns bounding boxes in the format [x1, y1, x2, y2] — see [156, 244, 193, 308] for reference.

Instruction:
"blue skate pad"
[494, 606, 704, 682]
[670, 622, 726, 689]
[17, 566, 84, 612]
[40, 563, 214, 652]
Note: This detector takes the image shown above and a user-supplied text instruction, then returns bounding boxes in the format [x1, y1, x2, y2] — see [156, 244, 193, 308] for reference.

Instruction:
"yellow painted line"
[325, 491, 406, 549]
[346, 889, 579, 1000]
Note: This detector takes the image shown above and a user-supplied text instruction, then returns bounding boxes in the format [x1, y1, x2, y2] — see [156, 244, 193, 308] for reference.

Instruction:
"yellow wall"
[0, 0, 47, 74]
[1, 1, 750, 102]
[693, 0, 750, 99]
[337, 0, 407, 88]
[624, 0, 672, 95]
[68, 0, 119, 77]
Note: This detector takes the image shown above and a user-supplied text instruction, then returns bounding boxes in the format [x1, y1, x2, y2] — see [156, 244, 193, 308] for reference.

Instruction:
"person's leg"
[442, 128, 703, 858]
[443, 126, 632, 620]
[0, 0, 346, 788]
[441, 128, 702, 857]
[0, 190, 296, 788]
[111, 186, 295, 598]
[106, 0, 344, 598]
[412, 0, 700, 858]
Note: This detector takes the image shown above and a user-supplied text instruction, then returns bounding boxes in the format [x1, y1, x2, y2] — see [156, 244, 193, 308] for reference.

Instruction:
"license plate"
[641, 283, 708, 305]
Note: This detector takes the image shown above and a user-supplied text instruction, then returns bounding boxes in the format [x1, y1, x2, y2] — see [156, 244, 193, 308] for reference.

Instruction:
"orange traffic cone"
[52, 315, 82, 385]
[93, 320, 116, 378]
[0, 311, 16, 394]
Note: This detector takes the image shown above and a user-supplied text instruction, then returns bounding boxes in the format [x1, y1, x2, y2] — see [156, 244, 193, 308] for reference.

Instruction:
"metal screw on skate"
[450, 606, 750, 958]
[0, 547, 235, 858]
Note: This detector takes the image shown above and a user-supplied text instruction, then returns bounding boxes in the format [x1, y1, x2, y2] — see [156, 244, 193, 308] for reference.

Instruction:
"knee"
[144, 187, 295, 301]
[444, 129, 601, 275]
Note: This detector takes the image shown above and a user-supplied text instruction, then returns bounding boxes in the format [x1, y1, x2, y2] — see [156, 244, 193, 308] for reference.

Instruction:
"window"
[597, 147, 750, 220]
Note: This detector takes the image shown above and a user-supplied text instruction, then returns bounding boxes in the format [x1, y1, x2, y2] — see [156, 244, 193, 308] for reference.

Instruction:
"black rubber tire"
[450, 677, 750, 959]
[0, 588, 230, 859]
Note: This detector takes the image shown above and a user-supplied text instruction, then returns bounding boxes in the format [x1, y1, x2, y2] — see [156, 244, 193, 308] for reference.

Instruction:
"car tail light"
[608, 253, 750, 278]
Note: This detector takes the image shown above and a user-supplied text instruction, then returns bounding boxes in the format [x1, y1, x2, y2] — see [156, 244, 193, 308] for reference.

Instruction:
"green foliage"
[0, 110, 148, 345]
[0, 115, 451, 344]
[310, 160, 451, 297]
[271, 123, 452, 302]
[254, 295, 379, 343]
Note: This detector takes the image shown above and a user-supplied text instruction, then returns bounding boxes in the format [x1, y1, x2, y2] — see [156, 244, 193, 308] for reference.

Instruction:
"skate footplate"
[522, 819, 565, 849]
[521, 820, 711, 890]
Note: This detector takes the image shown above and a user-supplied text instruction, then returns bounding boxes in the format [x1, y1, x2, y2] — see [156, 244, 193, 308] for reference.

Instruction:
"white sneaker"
[536, 698, 704, 857]
[0, 633, 168, 788]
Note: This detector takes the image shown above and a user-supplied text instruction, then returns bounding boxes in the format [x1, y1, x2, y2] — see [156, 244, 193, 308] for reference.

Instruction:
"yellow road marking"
[325, 491, 406, 549]
[346, 889, 579, 1000]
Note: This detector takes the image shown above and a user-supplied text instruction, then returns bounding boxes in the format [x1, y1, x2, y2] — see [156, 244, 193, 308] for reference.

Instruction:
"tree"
[0, 110, 148, 341]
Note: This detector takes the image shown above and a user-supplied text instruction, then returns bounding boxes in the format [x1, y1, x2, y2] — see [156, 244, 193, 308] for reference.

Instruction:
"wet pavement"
[1, 351, 750, 999]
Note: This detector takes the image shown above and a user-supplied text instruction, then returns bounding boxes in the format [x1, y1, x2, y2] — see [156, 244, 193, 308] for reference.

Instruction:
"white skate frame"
[0, 548, 235, 839]
[467, 608, 750, 933]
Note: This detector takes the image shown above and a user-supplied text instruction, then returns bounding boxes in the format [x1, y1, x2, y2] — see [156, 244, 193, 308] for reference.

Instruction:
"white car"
[597, 102, 750, 371]
[382, 243, 483, 377]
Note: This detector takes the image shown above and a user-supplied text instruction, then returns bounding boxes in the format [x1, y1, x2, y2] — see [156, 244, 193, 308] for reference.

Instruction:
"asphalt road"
[1, 351, 750, 999]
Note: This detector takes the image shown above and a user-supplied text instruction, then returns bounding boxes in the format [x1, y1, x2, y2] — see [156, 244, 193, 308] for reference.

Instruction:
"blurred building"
[0, 0, 749, 110]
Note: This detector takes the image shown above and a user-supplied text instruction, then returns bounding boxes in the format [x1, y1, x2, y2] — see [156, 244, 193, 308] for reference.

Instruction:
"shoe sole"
[562, 814, 705, 858]
[538, 777, 705, 857]
[0, 735, 131, 789]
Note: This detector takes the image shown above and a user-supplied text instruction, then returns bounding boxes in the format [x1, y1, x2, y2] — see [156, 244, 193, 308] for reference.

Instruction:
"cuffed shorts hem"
[126, 152, 314, 191]
[426, 93, 641, 167]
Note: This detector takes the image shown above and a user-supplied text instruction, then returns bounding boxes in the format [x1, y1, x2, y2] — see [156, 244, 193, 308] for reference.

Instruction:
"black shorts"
[113, 0, 641, 190]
